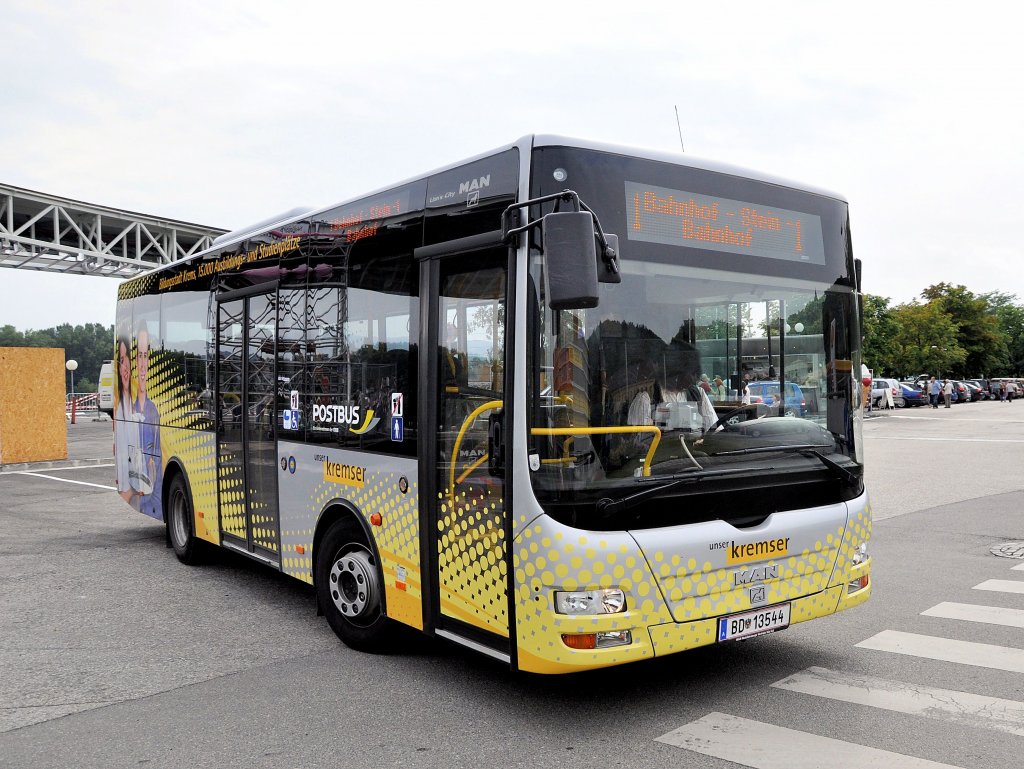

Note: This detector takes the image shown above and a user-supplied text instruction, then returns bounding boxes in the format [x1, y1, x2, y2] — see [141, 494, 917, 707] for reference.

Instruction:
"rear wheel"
[316, 519, 394, 652]
[166, 473, 202, 565]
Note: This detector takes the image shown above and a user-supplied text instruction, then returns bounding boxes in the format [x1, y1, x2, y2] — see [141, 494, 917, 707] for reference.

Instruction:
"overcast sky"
[2, 0, 1021, 330]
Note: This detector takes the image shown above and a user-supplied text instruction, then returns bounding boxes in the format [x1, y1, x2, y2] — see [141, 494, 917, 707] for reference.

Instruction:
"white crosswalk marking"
[771, 666, 1024, 736]
[856, 630, 1024, 673]
[921, 601, 1024, 628]
[1013, 562, 1024, 571]
[656, 712, 966, 768]
[973, 579, 1024, 594]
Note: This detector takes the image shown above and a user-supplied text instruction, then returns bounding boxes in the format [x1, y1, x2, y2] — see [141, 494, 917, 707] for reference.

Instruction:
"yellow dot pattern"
[144, 347, 220, 539]
[117, 273, 158, 301]
[512, 493, 873, 674]
[277, 447, 424, 630]
[436, 483, 508, 636]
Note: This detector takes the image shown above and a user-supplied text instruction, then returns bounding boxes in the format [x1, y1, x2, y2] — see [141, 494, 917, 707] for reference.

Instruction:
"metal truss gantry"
[0, 183, 228, 279]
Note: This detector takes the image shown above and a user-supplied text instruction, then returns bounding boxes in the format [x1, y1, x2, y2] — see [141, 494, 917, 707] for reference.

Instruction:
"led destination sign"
[625, 181, 825, 265]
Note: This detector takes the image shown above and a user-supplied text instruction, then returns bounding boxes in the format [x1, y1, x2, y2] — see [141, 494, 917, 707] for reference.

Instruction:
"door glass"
[216, 293, 280, 555]
[435, 255, 508, 637]
[217, 298, 247, 541]
[245, 293, 279, 554]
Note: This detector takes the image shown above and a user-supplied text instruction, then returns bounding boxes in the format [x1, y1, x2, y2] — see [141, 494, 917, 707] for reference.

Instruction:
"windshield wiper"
[798, 448, 860, 488]
[706, 443, 832, 457]
[706, 443, 859, 488]
[595, 468, 749, 517]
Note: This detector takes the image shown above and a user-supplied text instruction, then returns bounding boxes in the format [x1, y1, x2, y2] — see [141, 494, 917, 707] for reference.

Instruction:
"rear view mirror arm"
[501, 190, 619, 278]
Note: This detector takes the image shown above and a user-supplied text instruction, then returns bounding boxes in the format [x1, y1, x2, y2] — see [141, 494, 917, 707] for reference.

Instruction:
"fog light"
[596, 630, 632, 648]
[554, 588, 626, 615]
[847, 574, 869, 594]
[560, 630, 632, 649]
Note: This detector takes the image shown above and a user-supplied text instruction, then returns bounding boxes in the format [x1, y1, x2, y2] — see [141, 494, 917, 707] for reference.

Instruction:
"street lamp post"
[66, 359, 78, 424]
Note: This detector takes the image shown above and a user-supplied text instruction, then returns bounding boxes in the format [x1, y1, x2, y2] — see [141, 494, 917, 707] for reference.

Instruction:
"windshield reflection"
[529, 260, 859, 495]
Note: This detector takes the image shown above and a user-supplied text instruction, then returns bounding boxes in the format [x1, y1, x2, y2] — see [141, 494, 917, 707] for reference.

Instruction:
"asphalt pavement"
[0, 406, 1021, 768]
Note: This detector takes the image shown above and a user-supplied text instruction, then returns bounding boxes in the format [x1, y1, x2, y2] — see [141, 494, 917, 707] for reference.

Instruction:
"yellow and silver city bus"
[112, 135, 871, 673]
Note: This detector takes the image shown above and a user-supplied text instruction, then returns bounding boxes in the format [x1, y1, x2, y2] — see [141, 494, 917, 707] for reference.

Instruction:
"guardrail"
[65, 393, 103, 423]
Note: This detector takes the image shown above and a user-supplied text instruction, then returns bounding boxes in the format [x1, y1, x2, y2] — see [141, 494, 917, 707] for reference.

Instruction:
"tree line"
[863, 283, 1024, 379]
[0, 323, 114, 393]
[1, 281, 1020, 392]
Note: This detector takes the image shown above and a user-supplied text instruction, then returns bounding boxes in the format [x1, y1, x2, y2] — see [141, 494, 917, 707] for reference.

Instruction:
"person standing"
[929, 376, 940, 408]
[943, 378, 953, 408]
[711, 375, 728, 401]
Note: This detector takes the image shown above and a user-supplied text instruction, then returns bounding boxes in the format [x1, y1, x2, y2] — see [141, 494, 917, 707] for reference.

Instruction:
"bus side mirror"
[542, 211, 599, 310]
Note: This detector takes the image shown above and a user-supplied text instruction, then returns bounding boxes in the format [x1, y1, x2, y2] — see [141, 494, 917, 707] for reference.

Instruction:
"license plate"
[717, 603, 791, 642]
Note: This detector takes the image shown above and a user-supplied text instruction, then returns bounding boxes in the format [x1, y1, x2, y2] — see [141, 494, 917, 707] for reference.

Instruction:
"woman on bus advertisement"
[114, 334, 141, 511]
[133, 320, 162, 520]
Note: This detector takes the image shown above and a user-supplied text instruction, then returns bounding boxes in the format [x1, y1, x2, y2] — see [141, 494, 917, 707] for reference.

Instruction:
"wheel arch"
[312, 499, 387, 616]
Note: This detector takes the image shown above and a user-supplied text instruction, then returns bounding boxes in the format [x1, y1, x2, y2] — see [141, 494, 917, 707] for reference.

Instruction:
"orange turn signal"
[561, 633, 597, 650]
[369, 513, 383, 527]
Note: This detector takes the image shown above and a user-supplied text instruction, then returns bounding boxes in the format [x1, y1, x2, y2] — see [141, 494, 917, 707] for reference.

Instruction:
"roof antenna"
[674, 105, 685, 152]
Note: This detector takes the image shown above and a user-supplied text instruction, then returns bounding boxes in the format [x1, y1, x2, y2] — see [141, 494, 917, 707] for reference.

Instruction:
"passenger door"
[216, 288, 281, 563]
[419, 244, 512, 657]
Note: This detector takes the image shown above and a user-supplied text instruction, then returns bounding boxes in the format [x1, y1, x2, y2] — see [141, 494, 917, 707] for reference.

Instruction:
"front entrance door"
[426, 249, 510, 647]
[216, 290, 280, 561]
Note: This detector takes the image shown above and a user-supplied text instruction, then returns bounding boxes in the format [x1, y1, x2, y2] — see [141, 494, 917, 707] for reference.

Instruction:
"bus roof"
[138, 133, 847, 272]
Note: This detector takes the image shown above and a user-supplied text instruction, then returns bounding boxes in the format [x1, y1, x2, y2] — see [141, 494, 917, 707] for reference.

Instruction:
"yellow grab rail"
[449, 400, 504, 501]
[448, 400, 663, 494]
[530, 426, 661, 477]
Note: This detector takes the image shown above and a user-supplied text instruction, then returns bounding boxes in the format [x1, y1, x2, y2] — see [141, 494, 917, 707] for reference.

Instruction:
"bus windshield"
[527, 146, 862, 507]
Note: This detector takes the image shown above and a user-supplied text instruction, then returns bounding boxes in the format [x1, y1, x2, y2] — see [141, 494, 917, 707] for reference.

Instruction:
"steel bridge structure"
[1, 182, 227, 279]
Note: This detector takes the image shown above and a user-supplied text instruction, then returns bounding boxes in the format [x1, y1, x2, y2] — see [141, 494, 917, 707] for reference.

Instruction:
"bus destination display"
[624, 181, 825, 265]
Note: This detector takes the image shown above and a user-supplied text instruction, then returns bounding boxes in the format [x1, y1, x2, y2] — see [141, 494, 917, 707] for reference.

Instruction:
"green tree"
[921, 283, 1006, 377]
[980, 291, 1024, 375]
[889, 301, 965, 377]
[861, 294, 901, 375]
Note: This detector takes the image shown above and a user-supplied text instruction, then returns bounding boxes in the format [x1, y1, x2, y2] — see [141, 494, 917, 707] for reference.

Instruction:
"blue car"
[746, 381, 806, 417]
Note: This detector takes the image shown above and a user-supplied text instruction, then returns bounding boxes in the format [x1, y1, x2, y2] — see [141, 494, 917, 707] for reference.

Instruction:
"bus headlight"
[851, 542, 869, 567]
[848, 542, 869, 593]
[554, 588, 626, 615]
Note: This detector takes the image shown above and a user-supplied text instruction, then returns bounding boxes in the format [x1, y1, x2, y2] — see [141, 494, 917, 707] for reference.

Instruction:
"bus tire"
[316, 519, 393, 653]
[166, 472, 202, 565]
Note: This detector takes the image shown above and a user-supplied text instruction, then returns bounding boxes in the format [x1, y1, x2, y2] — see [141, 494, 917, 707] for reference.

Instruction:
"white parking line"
[14, 472, 115, 491]
[873, 436, 1024, 443]
[922, 601, 1024, 628]
[771, 666, 1024, 737]
[1013, 563, 1024, 571]
[856, 630, 1024, 673]
[974, 579, 1024, 595]
[656, 712, 964, 768]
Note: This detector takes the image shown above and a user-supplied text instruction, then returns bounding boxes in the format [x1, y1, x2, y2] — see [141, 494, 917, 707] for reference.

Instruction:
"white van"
[98, 360, 114, 415]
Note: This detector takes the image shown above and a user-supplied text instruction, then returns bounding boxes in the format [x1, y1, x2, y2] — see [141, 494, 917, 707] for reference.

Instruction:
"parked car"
[898, 382, 929, 407]
[962, 381, 985, 402]
[745, 381, 806, 416]
[871, 378, 904, 408]
[965, 379, 992, 399]
[951, 380, 970, 403]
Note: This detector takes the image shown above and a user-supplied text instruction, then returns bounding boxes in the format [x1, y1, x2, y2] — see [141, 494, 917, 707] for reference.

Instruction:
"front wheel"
[316, 519, 395, 652]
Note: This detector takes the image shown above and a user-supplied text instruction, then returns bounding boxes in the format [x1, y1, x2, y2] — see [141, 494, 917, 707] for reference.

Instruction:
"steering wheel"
[706, 404, 754, 433]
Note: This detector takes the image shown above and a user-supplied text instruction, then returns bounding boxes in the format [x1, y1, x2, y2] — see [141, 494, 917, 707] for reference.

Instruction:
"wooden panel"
[0, 347, 68, 464]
